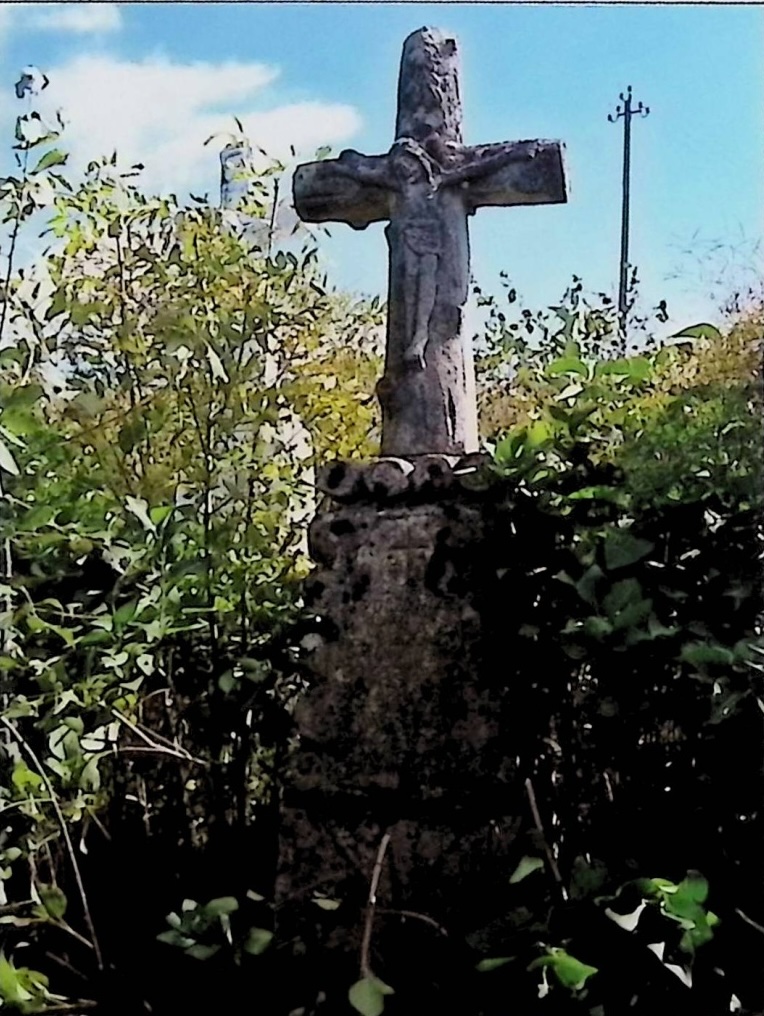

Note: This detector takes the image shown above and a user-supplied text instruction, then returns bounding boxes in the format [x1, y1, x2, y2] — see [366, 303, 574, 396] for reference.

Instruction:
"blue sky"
[2, 2, 762, 330]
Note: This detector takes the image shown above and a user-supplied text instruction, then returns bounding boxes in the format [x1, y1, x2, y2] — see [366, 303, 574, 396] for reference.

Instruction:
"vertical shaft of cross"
[608, 86, 649, 342]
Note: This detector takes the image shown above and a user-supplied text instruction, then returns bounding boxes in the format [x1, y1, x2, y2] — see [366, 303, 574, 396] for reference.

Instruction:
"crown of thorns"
[390, 138, 438, 183]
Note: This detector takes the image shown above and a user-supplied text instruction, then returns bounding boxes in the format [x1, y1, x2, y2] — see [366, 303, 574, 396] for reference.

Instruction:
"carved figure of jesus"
[335, 137, 544, 371]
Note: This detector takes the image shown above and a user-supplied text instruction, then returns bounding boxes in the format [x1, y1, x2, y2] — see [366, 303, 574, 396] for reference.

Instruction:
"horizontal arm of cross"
[455, 139, 567, 210]
[293, 152, 393, 230]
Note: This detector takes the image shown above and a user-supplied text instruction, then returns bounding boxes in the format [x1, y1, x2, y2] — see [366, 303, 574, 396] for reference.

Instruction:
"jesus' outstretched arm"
[441, 143, 539, 188]
[333, 149, 395, 188]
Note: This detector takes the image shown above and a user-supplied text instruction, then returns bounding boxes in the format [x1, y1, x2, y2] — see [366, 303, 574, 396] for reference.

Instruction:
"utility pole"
[608, 85, 649, 340]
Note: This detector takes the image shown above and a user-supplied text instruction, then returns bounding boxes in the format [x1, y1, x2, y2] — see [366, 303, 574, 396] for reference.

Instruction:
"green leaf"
[509, 856, 544, 884]
[602, 578, 642, 617]
[80, 756, 101, 792]
[530, 949, 598, 991]
[476, 957, 513, 972]
[17, 505, 57, 532]
[203, 896, 239, 917]
[596, 356, 651, 383]
[45, 288, 67, 320]
[39, 885, 67, 921]
[550, 950, 598, 990]
[243, 927, 273, 955]
[217, 671, 236, 694]
[31, 149, 68, 174]
[547, 355, 588, 378]
[637, 877, 677, 897]
[185, 943, 221, 961]
[3, 384, 43, 412]
[0, 953, 26, 1005]
[567, 485, 628, 505]
[149, 505, 173, 526]
[527, 420, 553, 447]
[312, 897, 341, 911]
[680, 642, 735, 668]
[11, 760, 43, 795]
[603, 531, 654, 571]
[673, 871, 709, 907]
[582, 616, 613, 640]
[348, 977, 394, 1016]
[157, 929, 196, 949]
[670, 323, 723, 342]
[118, 419, 147, 455]
[575, 564, 604, 606]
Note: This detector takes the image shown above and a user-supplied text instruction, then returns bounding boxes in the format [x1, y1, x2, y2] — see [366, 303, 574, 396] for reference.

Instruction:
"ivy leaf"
[529, 949, 598, 991]
[348, 977, 394, 1016]
[669, 871, 709, 910]
[549, 950, 598, 990]
[603, 531, 654, 571]
[602, 578, 642, 617]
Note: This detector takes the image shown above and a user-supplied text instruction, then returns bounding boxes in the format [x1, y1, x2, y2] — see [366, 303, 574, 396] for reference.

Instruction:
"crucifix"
[293, 27, 567, 457]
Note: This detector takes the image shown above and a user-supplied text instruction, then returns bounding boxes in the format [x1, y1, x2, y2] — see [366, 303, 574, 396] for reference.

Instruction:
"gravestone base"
[275, 456, 524, 1009]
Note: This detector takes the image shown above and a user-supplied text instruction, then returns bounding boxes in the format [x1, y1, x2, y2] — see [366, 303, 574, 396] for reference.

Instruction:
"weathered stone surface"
[292, 26, 567, 458]
[276, 466, 523, 988]
[363, 457, 411, 499]
[315, 460, 367, 501]
[313, 454, 492, 509]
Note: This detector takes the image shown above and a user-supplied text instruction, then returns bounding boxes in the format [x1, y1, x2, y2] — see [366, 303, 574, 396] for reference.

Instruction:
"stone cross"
[293, 26, 567, 457]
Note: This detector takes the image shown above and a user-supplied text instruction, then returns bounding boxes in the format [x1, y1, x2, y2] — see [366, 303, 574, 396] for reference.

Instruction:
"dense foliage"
[0, 78, 760, 1014]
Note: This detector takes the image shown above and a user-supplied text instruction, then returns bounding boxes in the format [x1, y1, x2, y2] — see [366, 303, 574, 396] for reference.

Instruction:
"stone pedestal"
[275, 456, 524, 1010]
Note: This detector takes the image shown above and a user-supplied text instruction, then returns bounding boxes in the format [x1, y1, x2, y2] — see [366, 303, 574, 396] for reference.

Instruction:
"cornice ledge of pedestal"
[315, 453, 493, 504]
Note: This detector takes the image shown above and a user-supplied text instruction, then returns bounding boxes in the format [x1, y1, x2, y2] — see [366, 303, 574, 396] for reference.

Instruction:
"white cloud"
[29, 3, 123, 34]
[35, 54, 363, 199]
[0, 5, 15, 41]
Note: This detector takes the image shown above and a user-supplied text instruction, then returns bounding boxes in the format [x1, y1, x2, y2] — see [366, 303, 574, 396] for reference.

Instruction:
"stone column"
[275, 455, 523, 1010]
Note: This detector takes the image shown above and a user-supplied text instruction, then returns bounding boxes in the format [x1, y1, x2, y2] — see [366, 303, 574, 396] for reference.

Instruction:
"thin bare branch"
[525, 777, 567, 900]
[376, 907, 448, 936]
[360, 830, 391, 979]
[736, 907, 764, 936]
[0, 716, 103, 968]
